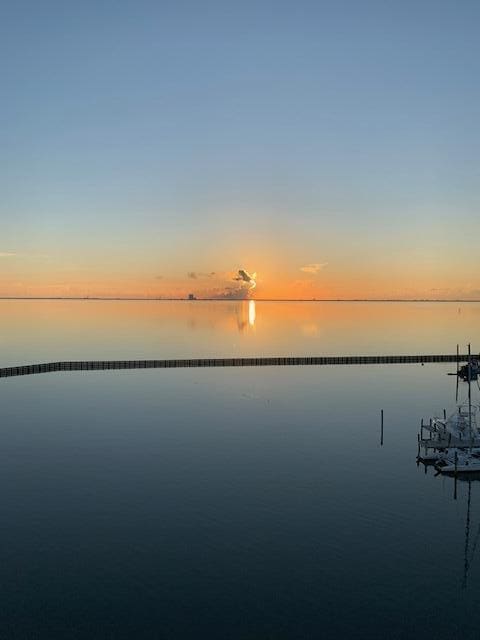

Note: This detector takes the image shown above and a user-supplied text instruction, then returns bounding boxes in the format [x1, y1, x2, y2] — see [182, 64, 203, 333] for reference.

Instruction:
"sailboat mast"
[456, 344, 460, 402]
[468, 343, 472, 448]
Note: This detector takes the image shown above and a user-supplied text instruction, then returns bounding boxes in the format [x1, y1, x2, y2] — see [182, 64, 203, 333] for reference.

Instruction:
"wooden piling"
[454, 450, 458, 500]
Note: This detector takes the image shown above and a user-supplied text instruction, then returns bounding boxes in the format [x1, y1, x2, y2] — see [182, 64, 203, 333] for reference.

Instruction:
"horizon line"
[1, 297, 480, 303]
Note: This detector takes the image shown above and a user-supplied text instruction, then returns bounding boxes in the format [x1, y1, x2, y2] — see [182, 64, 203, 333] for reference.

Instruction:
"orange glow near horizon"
[1, 250, 479, 300]
[1, 277, 479, 300]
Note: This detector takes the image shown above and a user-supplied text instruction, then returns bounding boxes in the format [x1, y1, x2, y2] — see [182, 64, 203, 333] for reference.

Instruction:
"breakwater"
[0, 354, 471, 378]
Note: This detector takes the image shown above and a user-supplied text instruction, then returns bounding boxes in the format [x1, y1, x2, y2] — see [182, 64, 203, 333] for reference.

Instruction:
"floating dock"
[0, 353, 474, 378]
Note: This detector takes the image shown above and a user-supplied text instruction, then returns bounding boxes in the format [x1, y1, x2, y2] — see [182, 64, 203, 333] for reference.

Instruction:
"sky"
[1, 0, 479, 299]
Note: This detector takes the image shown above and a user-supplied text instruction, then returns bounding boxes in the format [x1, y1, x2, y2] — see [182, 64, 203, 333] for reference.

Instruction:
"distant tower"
[188, 293, 196, 300]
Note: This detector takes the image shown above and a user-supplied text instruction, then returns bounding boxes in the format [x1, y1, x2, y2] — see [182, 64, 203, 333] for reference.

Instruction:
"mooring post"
[443, 409, 447, 420]
[380, 409, 384, 446]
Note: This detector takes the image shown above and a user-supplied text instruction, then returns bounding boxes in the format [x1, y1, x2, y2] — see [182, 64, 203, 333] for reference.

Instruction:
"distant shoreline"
[1, 297, 479, 303]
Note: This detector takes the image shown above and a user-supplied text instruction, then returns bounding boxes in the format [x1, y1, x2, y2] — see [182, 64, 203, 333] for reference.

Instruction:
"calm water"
[1, 300, 480, 638]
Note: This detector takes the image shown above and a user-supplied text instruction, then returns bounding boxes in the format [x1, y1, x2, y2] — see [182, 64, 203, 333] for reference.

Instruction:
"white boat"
[458, 358, 480, 381]
[435, 448, 480, 474]
[418, 404, 480, 462]
[418, 344, 480, 470]
[437, 404, 478, 439]
[418, 345, 480, 464]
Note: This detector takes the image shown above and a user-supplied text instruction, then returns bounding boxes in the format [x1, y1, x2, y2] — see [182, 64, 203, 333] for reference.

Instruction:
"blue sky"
[1, 0, 479, 297]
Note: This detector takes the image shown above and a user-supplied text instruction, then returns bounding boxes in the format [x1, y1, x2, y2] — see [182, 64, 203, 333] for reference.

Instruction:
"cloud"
[205, 273, 254, 299]
[430, 286, 480, 298]
[300, 263, 328, 274]
[211, 286, 251, 299]
[184, 270, 253, 298]
[187, 271, 216, 280]
[0, 252, 50, 260]
[234, 269, 256, 290]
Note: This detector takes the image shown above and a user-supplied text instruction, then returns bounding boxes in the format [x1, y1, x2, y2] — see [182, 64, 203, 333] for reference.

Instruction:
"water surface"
[1, 301, 479, 638]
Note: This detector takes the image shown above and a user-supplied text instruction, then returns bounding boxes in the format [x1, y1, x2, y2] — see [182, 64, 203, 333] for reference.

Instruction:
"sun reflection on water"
[248, 300, 256, 327]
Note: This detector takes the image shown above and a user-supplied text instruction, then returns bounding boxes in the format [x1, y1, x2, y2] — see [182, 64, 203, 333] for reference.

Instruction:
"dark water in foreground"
[1, 301, 480, 638]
